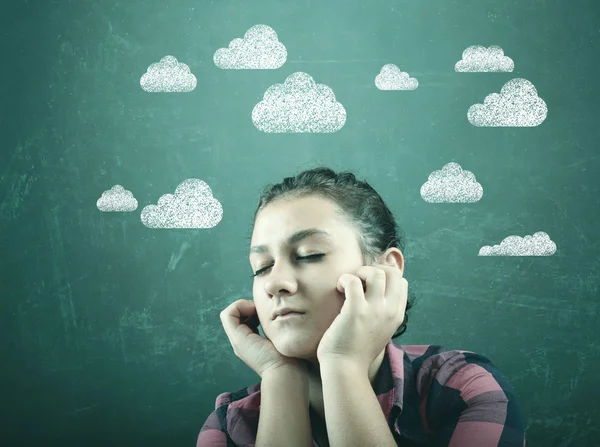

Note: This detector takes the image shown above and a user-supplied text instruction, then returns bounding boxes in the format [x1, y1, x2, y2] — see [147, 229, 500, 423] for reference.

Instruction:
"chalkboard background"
[2, 0, 599, 446]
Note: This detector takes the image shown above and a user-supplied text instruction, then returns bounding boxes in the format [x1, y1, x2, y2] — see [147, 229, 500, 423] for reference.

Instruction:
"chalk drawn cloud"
[140, 55, 197, 92]
[420, 162, 483, 203]
[479, 232, 557, 256]
[252, 72, 346, 133]
[375, 64, 418, 90]
[140, 179, 223, 228]
[455, 45, 514, 72]
[214, 24, 287, 69]
[97, 185, 138, 212]
[468, 78, 547, 127]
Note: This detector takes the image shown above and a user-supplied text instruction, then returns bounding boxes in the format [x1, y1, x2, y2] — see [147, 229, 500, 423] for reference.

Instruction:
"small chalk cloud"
[479, 232, 557, 256]
[420, 162, 483, 203]
[455, 45, 514, 72]
[214, 24, 287, 69]
[468, 78, 547, 127]
[140, 179, 223, 228]
[97, 185, 138, 212]
[140, 55, 197, 92]
[252, 72, 346, 133]
[375, 64, 418, 90]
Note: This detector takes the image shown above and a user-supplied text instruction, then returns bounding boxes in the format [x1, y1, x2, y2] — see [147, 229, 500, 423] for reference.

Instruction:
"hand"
[316, 264, 408, 371]
[220, 299, 307, 378]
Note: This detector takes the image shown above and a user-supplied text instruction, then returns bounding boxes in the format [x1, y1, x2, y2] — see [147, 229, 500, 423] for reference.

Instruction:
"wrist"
[261, 364, 309, 405]
[262, 363, 309, 383]
[319, 358, 368, 378]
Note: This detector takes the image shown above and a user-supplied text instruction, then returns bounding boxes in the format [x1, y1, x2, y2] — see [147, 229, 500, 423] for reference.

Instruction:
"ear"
[378, 248, 404, 272]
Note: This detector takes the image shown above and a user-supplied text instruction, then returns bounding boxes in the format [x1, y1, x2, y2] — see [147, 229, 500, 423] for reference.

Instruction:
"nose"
[263, 266, 298, 297]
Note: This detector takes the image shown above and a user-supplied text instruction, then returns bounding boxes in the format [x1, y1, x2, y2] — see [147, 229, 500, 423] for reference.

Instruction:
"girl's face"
[248, 195, 379, 362]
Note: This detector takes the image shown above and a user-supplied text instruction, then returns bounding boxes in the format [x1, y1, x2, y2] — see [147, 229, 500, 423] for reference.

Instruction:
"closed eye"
[252, 254, 325, 278]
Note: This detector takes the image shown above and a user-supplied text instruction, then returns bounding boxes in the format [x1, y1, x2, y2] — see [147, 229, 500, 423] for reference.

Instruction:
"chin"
[271, 334, 319, 360]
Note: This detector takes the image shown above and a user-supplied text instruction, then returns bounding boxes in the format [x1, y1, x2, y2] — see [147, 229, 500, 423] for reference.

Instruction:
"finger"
[354, 266, 387, 303]
[337, 274, 366, 313]
[237, 301, 262, 336]
[242, 312, 261, 335]
[373, 264, 408, 319]
[379, 264, 405, 301]
[398, 278, 409, 316]
[221, 300, 254, 341]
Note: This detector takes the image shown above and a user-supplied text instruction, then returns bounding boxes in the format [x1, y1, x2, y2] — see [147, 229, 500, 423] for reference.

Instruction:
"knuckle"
[349, 275, 361, 284]
[374, 269, 386, 279]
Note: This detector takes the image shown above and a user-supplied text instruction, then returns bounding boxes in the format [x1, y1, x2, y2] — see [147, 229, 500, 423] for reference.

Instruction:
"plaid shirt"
[197, 340, 527, 446]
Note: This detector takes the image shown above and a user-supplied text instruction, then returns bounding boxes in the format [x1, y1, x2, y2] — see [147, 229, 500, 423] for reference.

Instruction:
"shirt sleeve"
[426, 351, 527, 447]
[196, 408, 233, 447]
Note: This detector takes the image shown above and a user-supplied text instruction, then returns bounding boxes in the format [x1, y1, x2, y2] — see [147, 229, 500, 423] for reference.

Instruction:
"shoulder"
[196, 382, 262, 447]
[404, 344, 513, 395]
[398, 343, 526, 441]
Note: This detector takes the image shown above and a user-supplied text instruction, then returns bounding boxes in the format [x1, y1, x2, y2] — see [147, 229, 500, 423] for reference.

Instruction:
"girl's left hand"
[316, 264, 408, 371]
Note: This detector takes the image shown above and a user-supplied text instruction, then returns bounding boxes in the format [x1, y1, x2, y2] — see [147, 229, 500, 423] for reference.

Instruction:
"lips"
[272, 308, 305, 320]
[274, 312, 304, 320]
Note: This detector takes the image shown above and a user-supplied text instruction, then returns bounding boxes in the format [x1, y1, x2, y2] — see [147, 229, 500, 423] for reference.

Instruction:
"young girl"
[197, 167, 526, 447]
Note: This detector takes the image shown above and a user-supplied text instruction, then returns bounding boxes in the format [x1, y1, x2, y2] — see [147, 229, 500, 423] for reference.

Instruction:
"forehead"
[249, 228, 333, 256]
[249, 196, 348, 256]
[255, 195, 337, 226]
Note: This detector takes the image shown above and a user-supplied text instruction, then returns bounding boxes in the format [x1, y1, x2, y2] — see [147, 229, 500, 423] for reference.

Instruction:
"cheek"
[332, 292, 346, 309]
[319, 296, 345, 322]
[255, 303, 270, 325]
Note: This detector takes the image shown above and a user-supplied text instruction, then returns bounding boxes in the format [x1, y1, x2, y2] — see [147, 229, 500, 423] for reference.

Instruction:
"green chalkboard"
[2, 0, 599, 446]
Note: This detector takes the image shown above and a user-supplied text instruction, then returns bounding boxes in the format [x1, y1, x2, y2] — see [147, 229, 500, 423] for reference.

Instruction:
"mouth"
[274, 312, 305, 321]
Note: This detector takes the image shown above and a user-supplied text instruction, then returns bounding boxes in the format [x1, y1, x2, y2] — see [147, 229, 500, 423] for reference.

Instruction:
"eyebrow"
[249, 228, 332, 256]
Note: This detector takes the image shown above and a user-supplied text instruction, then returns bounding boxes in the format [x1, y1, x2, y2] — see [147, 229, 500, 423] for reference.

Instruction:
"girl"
[197, 167, 526, 447]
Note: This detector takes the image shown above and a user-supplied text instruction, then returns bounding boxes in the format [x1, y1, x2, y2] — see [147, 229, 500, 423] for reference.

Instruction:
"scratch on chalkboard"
[166, 240, 191, 273]
[119, 307, 154, 330]
[73, 404, 98, 414]
[0, 129, 44, 222]
[0, 172, 36, 222]
[1, 128, 43, 181]
[47, 206, 78, 333]
[547, 194, 588, 246]
[423, 281, 576, 312]
[527, 414, 600, 442]
[181, 287, 241, 388]
[106, 20, 139, 52]
[116, 307, 155, 363]
[121, 219, 127, 245]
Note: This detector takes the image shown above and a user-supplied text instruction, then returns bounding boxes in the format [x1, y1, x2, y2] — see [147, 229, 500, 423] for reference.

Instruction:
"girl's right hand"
[220, 299, 307, 378]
